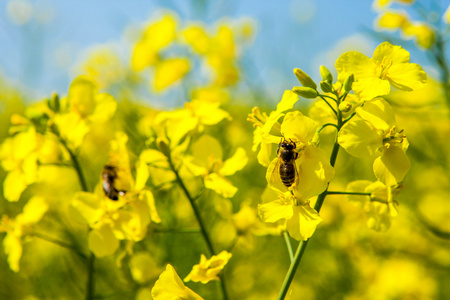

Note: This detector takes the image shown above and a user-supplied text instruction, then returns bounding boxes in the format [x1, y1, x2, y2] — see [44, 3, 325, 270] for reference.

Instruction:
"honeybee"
[102, 165, 126, 200]
[270, 138, 299, 188]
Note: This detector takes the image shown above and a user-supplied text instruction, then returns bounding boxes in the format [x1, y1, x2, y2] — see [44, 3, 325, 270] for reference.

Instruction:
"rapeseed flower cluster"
[1, 5, 446, 300]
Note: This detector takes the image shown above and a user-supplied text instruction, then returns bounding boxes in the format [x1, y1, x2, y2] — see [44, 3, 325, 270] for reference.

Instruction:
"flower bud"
[293, 68, 317, 90]
[339, 102, 352, 113]
[48, 92, 60, 112]
[319, 65, 333, 83]
[320, 81, 333, 93]
[343, 74, 354, 92]
[157, 137, 170, 157]
[292, 86, 318, 99]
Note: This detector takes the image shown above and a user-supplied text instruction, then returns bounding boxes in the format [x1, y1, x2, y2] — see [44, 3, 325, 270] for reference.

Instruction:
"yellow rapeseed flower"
[152, 264, 204, 300]
[335, 41, 427, 100]
[0, 196, 48, 272]
[338, 98, 410, 186]
[184, 251, 232, 283]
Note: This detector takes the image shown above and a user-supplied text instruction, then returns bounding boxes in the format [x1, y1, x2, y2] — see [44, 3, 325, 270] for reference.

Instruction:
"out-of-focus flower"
[401, 22, 435, 49]
[131, 13, 190, 92]
[184, 251, 232, 283]
[335, 41, 427, 100]
[129, 252, 163, 284]
[155, 98, 231, 148]
[184, 135, 247, 198]
[346, 180, 402, 231]
[77, 46, 127, 89]
[54, 75, 117, 149]
[258, 191, 322, 241]
[372, 0, 414, 11]
[0, 127, 38, 201]
[182, 23, 240, 87]
[131, 14, 177, 71]
[444, 5, 450, 24]
[152, 264, 204, 300]
[70, 133, 160, 257]
[376, 10, 409, 30]
[0, 196, 48, 272]
[338, 98, 410, 185]
[247, 90, 299, 166]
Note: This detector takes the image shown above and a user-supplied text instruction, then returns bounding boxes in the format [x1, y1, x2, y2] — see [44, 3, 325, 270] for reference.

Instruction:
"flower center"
[382, 126, 406, 148]
[247, 107, 268, 128]
[375, 57, 393, 80]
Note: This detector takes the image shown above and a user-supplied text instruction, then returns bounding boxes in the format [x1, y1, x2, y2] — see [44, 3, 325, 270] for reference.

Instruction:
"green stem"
[318, 95, 338, 116]
[317, 123, 339, 133]
[57, 136, 89, 192]
[283, 231, 294, 262]
[276, 92, 342, 300]
[167, 153, 229, 300]
[85, 254, 95, 300]
[53, 131, 94, 299]
[327, 191, 371, 196]
[433, 34, 450, 110]
[33, 232, 87, 259]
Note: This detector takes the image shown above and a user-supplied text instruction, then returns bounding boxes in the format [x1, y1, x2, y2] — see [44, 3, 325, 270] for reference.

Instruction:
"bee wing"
[266, 156, 284, 191]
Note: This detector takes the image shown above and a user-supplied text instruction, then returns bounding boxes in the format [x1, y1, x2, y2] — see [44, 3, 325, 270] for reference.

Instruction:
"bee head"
[281, 138, 296, 150]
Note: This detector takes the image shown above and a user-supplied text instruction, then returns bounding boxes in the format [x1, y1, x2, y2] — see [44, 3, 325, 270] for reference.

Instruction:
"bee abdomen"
[279, 163, 296, 187]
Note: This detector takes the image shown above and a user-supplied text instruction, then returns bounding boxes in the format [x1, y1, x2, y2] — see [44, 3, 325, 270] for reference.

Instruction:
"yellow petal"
[352, 77, 391, 100]
[89, 93, 117, 123]
[372, 41, 410, 64]
[153, 58, 190, 92]
[141, 189, 161, 223]
[281, 111, 318, 144]
[335, 51, 374, 83]
[376, 11, 409, 29]
[356, 98, 396, 132]
[68, 75, 98, 118]
[71, 192, 103, 225]
[152, 264, 204, 300]
[295, 147, 335, 200]
[3, 233, 22, 272]
[204, 173, 237, 198]
[286, 205, 322, 241]
[338, 116, 382, 157]
[373, 146, 410, 186]
[17, 196, 48, 224]
[189, 99, 231, 126]
[182, 25, 210, 54]
[143, 15, 177, 52]
[3, 170, 28, 202]
[258, 199, 293, 223]
[131, 40, 159, 71]
[129, 252, 161, 284]
[387, 62, 427, 91]
[88, 224, 119, 257]
[275, 90, 299, 113]
[219, 148, 248, 176]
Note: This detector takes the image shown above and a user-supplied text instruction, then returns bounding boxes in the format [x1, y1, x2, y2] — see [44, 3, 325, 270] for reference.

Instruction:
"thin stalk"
[283, 231, 294, 262]
[276, 91, 342, 300]
[57, 136, 88, 192]
[167, 153, 229, 300]
[327, 191, 371, 196]
[167, 156, 215, 255]
[33, 232, 87, 259]
[276, 240, 309, 300]
[54, 131, 94, 299]
[85, 254, 95, 300]
[318, 95, 338, 116]
[317, 123, 339, 133]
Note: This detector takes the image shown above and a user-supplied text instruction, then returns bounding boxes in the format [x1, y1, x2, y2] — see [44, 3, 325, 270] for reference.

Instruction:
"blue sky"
[0, 0, 445, 103]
